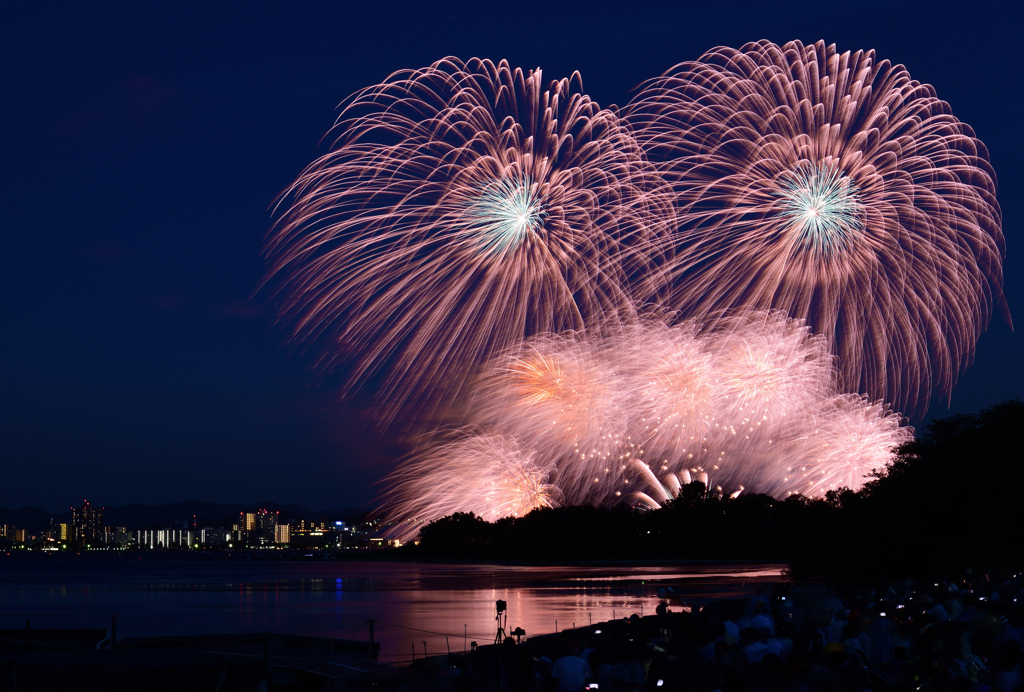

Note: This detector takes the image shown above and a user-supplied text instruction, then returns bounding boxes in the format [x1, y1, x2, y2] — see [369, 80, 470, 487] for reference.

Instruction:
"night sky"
[3, 2, 1019, 513]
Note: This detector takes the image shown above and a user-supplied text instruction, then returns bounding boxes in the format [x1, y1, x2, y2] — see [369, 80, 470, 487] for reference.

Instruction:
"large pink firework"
[263, 57, 674, 425]
[624, 40, 1009, 416]
[380, 314, 913, 537]
[608, 320, 717, 463]
[467, 334, 637, 503]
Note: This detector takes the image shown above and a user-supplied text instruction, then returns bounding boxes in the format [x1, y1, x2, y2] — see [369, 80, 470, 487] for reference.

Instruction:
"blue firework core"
[777, 162, 863, 257]
[467, 177, 545, 255]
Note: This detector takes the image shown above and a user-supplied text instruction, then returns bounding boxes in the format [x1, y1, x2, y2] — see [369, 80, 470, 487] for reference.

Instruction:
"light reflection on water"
[0, 555, 784, 662]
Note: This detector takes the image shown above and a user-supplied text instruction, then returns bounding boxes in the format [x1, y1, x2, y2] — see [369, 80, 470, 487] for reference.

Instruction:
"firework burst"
[468, 334, 636, 504]
[262, 48, 995, 538]
[379, 431, 561, 534]
[706, 312, 834, 435]
[773, 394, 914, 498]
[263, 57, 674, 426]
[608, 321, 717, 462]
[624, 40, 1008, 416]
[381, 314, 913, 535]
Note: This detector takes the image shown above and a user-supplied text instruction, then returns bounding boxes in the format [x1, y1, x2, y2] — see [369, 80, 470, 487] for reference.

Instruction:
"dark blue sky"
[2, 2, 1019, 512]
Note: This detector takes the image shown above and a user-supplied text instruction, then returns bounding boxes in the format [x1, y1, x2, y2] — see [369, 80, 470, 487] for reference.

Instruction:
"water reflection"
[0, 556, 784, 662]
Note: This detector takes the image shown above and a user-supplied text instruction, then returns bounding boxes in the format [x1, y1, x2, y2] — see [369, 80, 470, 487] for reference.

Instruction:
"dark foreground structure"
[3, 571, 1021, 691]
[417, 572, 1022, 692]
[0, 630, 387, 691]
[407, 401, 1024, 582]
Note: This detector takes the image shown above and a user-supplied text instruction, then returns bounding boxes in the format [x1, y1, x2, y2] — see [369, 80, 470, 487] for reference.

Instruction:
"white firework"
[462, 176, 547, 256]
[776, 161, 865, 259]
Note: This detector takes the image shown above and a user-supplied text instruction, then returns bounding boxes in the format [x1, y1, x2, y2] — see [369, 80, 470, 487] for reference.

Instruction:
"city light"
[0, 507, 380, 552]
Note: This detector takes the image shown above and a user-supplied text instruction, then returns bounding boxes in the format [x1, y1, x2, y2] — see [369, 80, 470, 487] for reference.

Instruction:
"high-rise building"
[256, 510, 277, 531]
[59, 523, 69, 541]
[239, 509, 278, 546]
[274, 524, 291, 544]
[71, 500, 103, 548]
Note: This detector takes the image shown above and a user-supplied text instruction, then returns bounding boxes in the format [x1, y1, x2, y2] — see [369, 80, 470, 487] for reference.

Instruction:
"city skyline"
[0, 498, 379, 550]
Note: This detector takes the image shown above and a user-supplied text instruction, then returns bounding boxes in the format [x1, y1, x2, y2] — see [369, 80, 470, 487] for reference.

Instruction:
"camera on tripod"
[493, 600, 508, 644]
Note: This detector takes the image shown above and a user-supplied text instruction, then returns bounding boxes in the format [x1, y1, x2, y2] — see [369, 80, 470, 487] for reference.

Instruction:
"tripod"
[493, 600, 507, 645]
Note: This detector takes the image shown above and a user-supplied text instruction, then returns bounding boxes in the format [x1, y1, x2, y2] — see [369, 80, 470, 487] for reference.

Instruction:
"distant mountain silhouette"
[0, 502, 367, 533]
[0, 506, 62, 534]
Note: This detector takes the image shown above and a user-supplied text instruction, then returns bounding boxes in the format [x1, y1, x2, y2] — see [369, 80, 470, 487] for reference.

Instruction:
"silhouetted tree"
[407, 401, 1024, 578]
[417, 512, 494, 555]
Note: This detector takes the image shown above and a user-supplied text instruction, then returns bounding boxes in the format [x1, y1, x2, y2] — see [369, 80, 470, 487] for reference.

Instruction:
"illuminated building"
[256, 510, 277, 531]
[239, 509, 279, 546]
[71, 500, 103, 548]
[274, 524, 290, 544]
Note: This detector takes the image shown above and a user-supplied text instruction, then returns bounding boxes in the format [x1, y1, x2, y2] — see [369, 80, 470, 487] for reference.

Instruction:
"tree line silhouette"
[401, 400, 1024, 580]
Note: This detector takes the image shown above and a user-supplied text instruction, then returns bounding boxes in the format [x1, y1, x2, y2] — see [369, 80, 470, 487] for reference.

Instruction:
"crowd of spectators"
[415, 571, 1023, 692]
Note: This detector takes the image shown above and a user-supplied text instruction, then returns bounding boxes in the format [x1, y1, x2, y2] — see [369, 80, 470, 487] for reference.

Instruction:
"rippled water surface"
[0, 555, 784, 662]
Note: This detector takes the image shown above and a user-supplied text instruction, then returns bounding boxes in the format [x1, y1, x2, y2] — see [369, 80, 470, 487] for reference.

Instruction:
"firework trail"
[381, 313, 913, 536]
[263, 57, 675, 426]
[379, 431, 561, 533]
[624, 40, 1008, 417]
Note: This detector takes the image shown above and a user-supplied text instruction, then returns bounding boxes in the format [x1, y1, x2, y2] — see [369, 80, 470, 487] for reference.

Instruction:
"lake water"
[0, 554, 784, 663]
